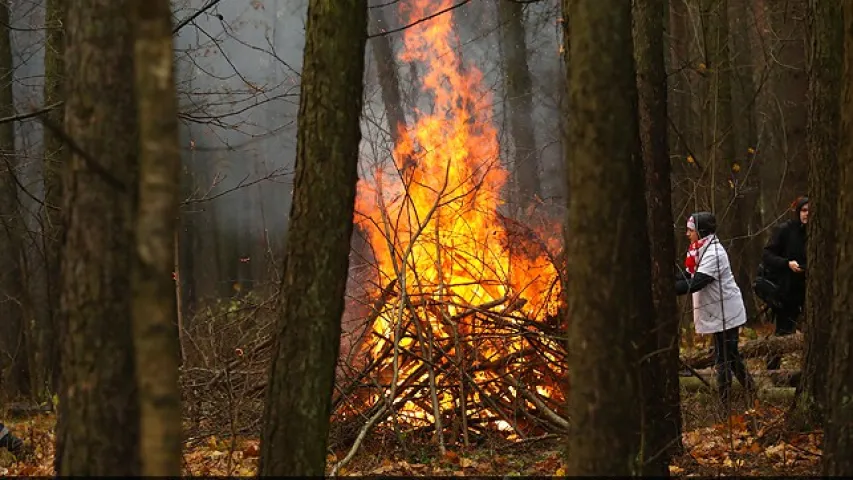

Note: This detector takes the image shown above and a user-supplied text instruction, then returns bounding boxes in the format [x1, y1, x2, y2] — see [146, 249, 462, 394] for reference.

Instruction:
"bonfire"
[334, 0, 567, 449]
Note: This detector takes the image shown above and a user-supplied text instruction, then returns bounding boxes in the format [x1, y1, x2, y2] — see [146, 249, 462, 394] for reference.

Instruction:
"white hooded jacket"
[690, 234, 747, 334]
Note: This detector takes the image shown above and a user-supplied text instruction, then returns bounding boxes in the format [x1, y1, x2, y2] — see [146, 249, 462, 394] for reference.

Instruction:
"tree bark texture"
[563, 0, 657, 474]
[823, 5, 853, 474]
[797, 0, 842, 425]
[498, 0, 541, 212]
[257, 0, 367, 476]
[131, 0, 182, 475]
[0, 0, 30, 399]
[633, 0, 683, 469]
[56, 0, 140, 475]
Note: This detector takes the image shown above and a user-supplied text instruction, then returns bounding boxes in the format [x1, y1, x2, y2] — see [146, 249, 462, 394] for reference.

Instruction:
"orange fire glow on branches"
[351, 0, 563, 435]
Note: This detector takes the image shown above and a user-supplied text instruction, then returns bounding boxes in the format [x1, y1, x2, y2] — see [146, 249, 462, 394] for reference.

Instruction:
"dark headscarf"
[793, 196, 809, 224]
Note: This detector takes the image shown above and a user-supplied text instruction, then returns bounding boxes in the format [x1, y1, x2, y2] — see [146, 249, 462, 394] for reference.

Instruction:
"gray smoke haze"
[7, 0, 565, 295]
[172, 0, 306, 247]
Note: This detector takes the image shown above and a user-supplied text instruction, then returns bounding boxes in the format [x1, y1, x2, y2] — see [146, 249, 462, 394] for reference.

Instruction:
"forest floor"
[0, 337, 822, 476]
[0, 395, 822, 476]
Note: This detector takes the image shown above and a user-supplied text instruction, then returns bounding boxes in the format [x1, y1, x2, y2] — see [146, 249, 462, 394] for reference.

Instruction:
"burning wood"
[333, 0, 566, 451]
[333, 293, 567, 434]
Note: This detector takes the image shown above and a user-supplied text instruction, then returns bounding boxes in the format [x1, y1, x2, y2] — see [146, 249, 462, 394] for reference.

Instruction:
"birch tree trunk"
[131, 0, 182, 475]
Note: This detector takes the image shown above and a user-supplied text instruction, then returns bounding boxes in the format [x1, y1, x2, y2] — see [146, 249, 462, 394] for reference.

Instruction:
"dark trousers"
[767, 304, 801, 370]
[713, 327, 755, 405]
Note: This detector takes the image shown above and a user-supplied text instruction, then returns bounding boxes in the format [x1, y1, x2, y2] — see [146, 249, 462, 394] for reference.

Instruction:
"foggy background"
[7, 0, 565, 321]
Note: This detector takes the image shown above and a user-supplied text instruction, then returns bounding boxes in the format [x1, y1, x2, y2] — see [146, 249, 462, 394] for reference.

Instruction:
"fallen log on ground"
[2, 402, 53, 418]
[680, 378, 796, 402]
[682, 369, 801, 388]
[679, 332, 803, 370]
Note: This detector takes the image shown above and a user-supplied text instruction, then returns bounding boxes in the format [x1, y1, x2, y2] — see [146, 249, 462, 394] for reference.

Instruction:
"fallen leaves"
[0, 404, 823, 477]
[337, 449, 565, 477]
[680, 404, 822, 475]
[1, 414, 56, 477]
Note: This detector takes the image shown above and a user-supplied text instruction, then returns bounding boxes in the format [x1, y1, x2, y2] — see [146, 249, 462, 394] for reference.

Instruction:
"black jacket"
[762, 218, 807, 306]
[675, 270, 714, 296]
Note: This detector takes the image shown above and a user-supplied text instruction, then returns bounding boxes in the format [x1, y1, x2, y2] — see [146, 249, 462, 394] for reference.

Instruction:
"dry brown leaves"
[332, 448, 566, 476]
[0, 405, 823, 477]
[674, 403, 822, 476]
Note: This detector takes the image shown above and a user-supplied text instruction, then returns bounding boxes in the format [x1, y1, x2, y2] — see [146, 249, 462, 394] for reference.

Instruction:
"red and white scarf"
[684, 236, 709, 275]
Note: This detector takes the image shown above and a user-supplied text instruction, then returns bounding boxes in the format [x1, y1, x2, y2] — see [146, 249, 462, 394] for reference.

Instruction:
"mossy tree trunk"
[563, 0, 658, 474]
[131, 0, 182, 475]
[56, 0, 140, 475]
[257, 0, 367, 476]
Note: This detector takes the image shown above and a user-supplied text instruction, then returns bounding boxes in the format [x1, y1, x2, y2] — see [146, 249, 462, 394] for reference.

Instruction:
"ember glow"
[347, 0, 564, 439]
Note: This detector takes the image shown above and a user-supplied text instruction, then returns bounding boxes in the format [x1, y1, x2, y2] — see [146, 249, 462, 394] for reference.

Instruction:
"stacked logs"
[330, 282, 569, 447]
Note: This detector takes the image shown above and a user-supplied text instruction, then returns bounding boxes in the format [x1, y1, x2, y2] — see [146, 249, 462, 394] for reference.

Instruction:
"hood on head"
[793, 195, 809, 220]
[688, 211, 717, 239]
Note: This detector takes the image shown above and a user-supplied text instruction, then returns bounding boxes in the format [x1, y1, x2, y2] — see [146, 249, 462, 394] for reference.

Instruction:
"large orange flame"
[352, 0, 563, 434]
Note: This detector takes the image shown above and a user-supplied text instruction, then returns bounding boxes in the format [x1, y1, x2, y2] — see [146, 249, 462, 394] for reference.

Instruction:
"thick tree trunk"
[257, 0, 367, 476]
[0, 0, 30, 399]
[795, 0, 842, 427]
[131, 0, 182, 475]
[823, 5, 853, 474]
[41, 0, 66, 397]
[634, 0, 683, 471]
[563, 0, 657, 475]
[498, 0, 541, 213]
[56, 0, 140, 475]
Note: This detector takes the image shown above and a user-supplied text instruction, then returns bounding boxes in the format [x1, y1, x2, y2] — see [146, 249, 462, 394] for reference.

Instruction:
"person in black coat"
[0, 422, 23, 456]
[761, 195, 808, 370]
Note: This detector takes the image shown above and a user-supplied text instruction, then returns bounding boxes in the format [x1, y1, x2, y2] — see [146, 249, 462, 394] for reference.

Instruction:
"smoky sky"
[8, 0, 564, 284]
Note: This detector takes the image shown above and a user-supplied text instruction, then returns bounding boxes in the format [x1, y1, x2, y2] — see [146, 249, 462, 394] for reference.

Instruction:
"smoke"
[173, 0, 307, 249]
[6, 0, 566, 300]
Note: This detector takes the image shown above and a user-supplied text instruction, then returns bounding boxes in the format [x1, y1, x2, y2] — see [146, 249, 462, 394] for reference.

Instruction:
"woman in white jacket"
[675, 211, 756, 407]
